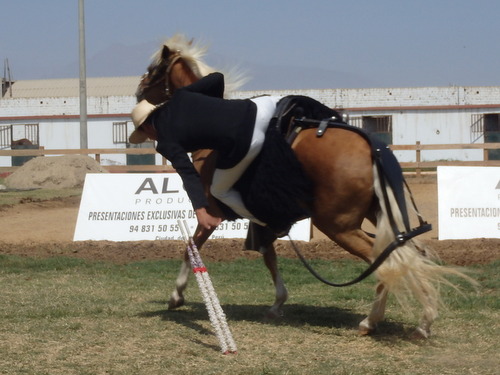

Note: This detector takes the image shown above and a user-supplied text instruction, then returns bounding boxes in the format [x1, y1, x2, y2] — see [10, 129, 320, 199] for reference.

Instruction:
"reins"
[287, 220, 431, 287]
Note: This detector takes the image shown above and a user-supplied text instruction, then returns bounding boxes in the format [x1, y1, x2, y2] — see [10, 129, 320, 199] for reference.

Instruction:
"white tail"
[370, 164, 477, 336]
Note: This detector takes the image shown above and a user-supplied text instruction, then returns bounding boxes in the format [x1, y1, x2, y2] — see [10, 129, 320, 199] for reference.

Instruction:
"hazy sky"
[2, 0, 499, 90]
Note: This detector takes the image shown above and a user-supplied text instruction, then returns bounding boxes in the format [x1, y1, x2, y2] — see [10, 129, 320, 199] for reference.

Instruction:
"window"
[470, 113, 500, 159]
[113, 122, 128, 144]
[470, 114, 484, 143]
[484, 113, 500, 133]
[349, 115, 393, 144]
[0, 125, 10, 148]
[484, 114, 500, 160]
[0, 124, 39, 148]
[24, 124, 39, 145]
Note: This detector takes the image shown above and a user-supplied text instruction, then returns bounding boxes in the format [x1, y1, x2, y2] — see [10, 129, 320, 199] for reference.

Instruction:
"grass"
[0, 255, 498, 375]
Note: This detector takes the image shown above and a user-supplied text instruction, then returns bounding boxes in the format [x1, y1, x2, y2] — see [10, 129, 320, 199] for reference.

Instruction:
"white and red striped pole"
[178, 220, 237, 354]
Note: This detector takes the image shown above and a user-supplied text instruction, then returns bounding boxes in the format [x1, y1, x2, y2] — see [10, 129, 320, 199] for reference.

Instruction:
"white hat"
[129, 100, 157, 144]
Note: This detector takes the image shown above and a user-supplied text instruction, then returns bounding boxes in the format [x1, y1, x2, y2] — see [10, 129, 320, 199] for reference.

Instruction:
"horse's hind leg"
[332, 229, 390, 334]
[413, 293, 436, 339]
[262, 244, 288, 318]
[359, 282, 389, 335]
[317, 226, 389, 334]
[328, 228, 374, 264]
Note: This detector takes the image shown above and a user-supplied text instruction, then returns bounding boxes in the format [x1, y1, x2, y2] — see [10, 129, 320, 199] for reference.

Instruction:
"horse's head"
[135, 34, 214, 104]
[136, 34, 248, 105]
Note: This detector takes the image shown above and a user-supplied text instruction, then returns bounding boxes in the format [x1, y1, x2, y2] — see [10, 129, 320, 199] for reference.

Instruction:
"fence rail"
[390, 141, 500, 176]
[0, 147, 175, 174]
[1, 142, 500, 176]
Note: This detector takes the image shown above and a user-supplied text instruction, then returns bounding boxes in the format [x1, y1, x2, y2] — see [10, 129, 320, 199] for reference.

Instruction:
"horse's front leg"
[168, 249, 190, 309]
[168, 224, 215, 309]
[262, 244, 288, 319]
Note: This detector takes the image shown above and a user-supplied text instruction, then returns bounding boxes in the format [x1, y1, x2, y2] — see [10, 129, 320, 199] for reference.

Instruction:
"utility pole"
[2, 59, 13, 98]
[78, 0, 88, 149]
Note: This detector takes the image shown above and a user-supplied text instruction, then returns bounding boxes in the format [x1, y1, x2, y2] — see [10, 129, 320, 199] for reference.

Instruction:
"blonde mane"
[152, 34, 248, 93]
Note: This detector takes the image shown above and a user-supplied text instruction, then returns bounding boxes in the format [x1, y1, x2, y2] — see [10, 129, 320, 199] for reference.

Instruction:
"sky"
[1, 0, 500, 90]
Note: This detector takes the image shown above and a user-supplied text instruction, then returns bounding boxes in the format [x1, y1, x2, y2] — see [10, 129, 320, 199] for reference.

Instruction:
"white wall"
[1, 86, 499, 167]
[231, 86, 500, 108]
[388, 109, 482, 162]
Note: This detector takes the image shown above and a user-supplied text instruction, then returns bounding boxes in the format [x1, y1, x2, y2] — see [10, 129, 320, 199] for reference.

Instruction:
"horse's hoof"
[168, 296, 185, 310]
[265, 308, 283, 320]
[411, 327, 430, 339]
[358, 319, 375, 335]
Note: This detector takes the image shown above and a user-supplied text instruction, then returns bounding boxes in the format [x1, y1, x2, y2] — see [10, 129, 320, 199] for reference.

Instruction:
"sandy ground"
[0, 176, 498, 266]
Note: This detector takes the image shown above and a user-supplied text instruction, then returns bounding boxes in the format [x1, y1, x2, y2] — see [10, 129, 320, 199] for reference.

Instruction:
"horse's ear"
[161, 45, 171, 60]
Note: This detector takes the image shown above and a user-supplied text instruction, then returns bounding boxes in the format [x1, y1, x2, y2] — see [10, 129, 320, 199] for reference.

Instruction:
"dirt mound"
[5, 155, 107, 190]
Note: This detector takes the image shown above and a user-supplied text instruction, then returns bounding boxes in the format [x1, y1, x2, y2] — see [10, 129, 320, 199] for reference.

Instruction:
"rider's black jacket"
[150, 72, 257, 209]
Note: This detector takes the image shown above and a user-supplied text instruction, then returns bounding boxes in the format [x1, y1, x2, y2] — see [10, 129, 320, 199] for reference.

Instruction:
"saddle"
[270, 95, 346, 143]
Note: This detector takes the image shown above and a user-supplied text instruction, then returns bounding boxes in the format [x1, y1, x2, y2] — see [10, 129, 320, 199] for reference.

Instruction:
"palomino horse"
[135, 34, 471, 338]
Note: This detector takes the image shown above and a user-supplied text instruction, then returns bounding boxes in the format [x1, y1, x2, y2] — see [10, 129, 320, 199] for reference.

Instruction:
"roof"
[1, 76, 141, 98]
[3, 76, 500, 110]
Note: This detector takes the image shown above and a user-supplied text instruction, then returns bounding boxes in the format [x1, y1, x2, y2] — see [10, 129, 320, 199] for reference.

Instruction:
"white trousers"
[210, 96, 281, 225]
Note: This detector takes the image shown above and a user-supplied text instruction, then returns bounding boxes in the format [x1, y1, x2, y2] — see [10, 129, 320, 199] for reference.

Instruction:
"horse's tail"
[371, 163, 476, 322]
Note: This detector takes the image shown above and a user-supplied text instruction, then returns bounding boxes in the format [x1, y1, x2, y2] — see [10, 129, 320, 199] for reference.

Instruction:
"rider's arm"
[157, 142, 208, 210]
[195, 207, 222, 230]
[157, 142, 221, 230]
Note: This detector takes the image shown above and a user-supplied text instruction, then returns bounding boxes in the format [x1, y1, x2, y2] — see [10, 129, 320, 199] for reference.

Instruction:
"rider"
[130, 72, 281, 231]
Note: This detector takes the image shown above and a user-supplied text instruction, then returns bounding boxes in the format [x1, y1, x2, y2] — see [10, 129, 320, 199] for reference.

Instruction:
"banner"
[437, 166, 500, 240]
[74, 173, 311, 242]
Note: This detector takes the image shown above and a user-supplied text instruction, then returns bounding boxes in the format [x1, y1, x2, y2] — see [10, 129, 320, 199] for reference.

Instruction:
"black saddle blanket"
[234, 125, 313, 234]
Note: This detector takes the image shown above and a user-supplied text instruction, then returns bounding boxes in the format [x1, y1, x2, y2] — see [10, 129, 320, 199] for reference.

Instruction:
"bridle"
[136, 50, 183, 104]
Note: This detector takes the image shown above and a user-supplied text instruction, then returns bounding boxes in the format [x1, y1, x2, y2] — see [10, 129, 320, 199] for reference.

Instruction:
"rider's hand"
[195, 207, 222, 230]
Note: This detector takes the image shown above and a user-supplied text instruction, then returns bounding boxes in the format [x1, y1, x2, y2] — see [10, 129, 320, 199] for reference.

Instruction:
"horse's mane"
[152, 34, 248, 93]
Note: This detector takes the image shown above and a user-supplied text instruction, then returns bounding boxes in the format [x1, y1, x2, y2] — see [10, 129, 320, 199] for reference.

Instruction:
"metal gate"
[0, 125, 10, 149]
[4, 124, 40, 166]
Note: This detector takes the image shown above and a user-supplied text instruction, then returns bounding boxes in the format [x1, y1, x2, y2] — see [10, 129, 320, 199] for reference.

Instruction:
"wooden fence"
[1, 142, 500, 176]
[390, 141, 500, 176]
[0, 147, 174, 174]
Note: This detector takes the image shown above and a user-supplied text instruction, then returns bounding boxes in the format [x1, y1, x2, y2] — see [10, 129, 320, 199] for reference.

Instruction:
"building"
[1, 76, 499, 167]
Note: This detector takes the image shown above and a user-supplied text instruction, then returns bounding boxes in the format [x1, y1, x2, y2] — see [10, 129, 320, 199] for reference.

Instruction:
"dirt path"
[0, 177, 498, 265]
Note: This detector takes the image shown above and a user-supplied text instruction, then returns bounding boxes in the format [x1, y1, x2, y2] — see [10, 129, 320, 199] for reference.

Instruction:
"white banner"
[74, 173, 310, 242]
[437, 166, 500, 240]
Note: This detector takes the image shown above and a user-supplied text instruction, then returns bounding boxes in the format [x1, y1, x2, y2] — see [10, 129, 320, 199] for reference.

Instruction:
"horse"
[11, 138, 33, 146]
[135, 34, 473, 338]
